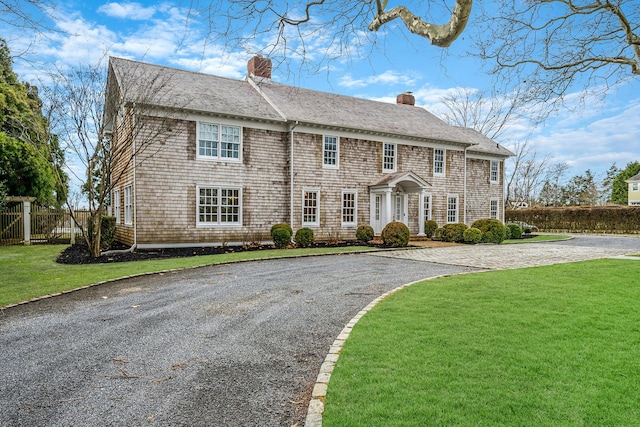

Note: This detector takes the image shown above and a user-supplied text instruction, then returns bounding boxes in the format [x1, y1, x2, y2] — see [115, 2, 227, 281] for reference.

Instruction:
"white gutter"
[463, 146, 468, 225]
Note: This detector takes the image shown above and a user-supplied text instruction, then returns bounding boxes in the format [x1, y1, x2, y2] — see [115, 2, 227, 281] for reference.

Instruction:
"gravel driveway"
[0, 253, 478, 426]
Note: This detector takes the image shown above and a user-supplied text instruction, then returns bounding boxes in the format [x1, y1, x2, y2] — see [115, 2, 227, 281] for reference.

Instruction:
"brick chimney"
[396, 92, 415, 106]
[247, 54, 272, 79]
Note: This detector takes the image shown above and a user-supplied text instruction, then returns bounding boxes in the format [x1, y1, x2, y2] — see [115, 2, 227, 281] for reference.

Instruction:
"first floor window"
[124, 185, 132, 226]
[342, 191, 357, 226]
[197, 186, 241, 226]
[323, 135, 339, 168]
[434, 148, 445, 176]
[490, 199, 499, 219]
[303, 190, 320, 226]
[383, 143, 396, 172]
[113, 188, 121, 225]
[424, 194, 432, 221]
[490, 160, 499, 183]
[447, 195, 458, 223]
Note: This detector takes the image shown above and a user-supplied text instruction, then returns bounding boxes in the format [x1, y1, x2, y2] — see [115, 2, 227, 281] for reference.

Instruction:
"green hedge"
[506, 207, 640, 234]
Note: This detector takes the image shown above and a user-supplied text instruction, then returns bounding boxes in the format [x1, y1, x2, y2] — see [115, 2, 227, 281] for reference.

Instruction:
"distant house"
[626, 172, 640, 206]
[105, 55, 513, 249]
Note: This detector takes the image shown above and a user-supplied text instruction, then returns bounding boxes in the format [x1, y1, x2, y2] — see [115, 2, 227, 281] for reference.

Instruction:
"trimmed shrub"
[294, 227, 314, 248]
[524, 227, 532, 234]
[432, 227, 444, 241]
[356, 225, 375, 243]
[381, 221, 410, 247]
[471, 218, 507, 244]
[272, 227, 292, 249]
[507, 223, 523, 239]
[88, 215, 116, 249]
[424, 220, 438, 238]
[463, 227, 482, 244]
[440, 223, 468, 243]
[505, 225, 512, 240]
[270, 223, 292, 238]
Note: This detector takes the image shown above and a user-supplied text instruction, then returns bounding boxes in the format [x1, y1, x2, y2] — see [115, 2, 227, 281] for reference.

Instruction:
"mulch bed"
[56, 241, 378, 265]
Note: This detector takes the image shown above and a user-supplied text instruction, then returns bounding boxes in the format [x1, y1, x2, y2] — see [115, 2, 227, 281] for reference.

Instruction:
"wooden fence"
[1, 199, 90, 245]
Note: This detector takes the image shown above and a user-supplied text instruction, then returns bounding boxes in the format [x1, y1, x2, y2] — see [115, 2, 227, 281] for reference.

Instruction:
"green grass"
[0, 244, 373, 307]
[324, 259, 640, 426]
[504, 234, 571, 243]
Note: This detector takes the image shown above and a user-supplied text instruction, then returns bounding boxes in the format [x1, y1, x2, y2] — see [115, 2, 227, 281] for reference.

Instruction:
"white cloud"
[339, 70, 420, 89]
[97, 2, 157, 20]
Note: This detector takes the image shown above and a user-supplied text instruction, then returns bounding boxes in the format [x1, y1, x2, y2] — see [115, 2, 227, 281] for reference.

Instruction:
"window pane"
[342, 192, 356, 224]
[221, 126, 240, 159]
[324, 136, 338, 166]
[434, 149, 444, 174]
[199, 123, 219, 157]
[304, 191, 318, 224]
[383, 143, 395, 171]
[447, 196, 457, 223]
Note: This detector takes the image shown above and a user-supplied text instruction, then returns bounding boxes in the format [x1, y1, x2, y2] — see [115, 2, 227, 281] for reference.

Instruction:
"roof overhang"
[369, 171, 431, 193]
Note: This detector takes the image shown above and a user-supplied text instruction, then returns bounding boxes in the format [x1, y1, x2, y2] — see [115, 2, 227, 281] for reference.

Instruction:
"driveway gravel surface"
[0, 253, 478, 427]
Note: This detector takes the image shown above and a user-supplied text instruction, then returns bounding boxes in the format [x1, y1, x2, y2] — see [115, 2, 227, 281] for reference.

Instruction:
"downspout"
[132, 104, 138, 249]
[463, 146, 468, 224]
[289, 121, 299, 228]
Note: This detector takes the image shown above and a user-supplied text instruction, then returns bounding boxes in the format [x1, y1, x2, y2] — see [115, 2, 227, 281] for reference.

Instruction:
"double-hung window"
[113, 188, 121, 225]
[490, 160, 499, 184]
[490, 198, 499, 219]
[197, 186, 242, 226]
[341, 190, 357, 226]
[303, 189, 320, 226]
[633, 183, 639, 192]
[198, 122, 241, 161]
[424, 194, 432, 221]
[434, 148, 445, 176]
[446, 194, 458, 223]
[382, 143, 396, 172]
[124, 185, 132, 226]
[323, 135, 339, 169]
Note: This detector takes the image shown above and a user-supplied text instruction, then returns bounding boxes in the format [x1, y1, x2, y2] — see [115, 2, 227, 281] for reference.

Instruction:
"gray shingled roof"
[108, 57, 513, 157]
[626, 172, 640, 182]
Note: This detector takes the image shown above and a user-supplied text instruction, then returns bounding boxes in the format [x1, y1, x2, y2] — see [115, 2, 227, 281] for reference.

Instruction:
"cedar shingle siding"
[106, 56, 513, 247]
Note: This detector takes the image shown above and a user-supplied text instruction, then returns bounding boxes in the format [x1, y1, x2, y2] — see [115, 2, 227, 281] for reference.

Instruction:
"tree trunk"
[88, 212, 102, 258]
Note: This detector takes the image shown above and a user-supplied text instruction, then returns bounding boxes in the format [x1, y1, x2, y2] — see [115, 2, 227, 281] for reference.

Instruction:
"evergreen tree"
[611, 161, 640, 205]
[0, 38, 66, 205]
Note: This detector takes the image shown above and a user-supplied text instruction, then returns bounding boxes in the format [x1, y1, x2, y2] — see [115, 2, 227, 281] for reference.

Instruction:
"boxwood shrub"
[440, 223, 468, 243]
[270, 223, 293, 237]
[356, 225, 375, 243]
[424, 220, 438, 238]
[471, 218, 507, 244]
[271, 225, 292, 249]
[463, 227, 482, 244]
[507, 223, 523, 239]
[294, 227, 314, 248]
[381, 221, 410, 247]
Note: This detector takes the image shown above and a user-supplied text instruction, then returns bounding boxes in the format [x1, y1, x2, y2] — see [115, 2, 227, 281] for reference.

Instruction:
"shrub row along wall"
[506, 206, 640, 234]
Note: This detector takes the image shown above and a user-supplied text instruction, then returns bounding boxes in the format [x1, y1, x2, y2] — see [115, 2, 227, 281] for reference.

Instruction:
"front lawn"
[324, 259, 640, 426]
[0, 244, 373, 307]
[504, 234, 571, 243]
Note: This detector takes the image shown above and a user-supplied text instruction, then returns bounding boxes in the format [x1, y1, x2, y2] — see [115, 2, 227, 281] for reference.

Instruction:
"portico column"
[385, 189, 392, 225]
[418, 190, 426, 236]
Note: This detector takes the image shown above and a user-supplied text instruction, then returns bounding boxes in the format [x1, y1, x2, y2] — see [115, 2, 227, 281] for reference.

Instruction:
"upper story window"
[198, 122, 241, 161]
[113, 188, 121, 225]
[633, 183, 639, 192]
[383, 143, 396, 173]
[323, 135, 339, 169]
[490, 160, 500, 184]
[434, 148, 445, 176]
[197, 186, 242, 226]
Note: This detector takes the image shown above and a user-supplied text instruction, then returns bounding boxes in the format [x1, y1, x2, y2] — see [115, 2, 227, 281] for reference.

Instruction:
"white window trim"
[124, 184, 132, 226]
[113, 188, 121, 225]
[322, 135, 340, 169]
[490, 198, 500, 220]
[434, 148, 446, 177]
[490, 160, 500, 184]
[382, 142, 397, 173]
[341, 190, 358, 227]
[196, 185, 243, 227]
[302, 188, 321, 227]
[424, 193, 432, 221]
[196, 121, 243, 163]
[633, 183, 639, 192]
[446, 194, 458, 224]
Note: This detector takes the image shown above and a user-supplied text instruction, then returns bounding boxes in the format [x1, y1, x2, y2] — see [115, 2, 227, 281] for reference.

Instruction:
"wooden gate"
[0, 202, 23, 245]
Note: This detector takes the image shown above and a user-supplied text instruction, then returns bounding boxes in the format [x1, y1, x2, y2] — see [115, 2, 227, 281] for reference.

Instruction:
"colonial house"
[105, 55, 513, 249]
[626, 172, 640, 206]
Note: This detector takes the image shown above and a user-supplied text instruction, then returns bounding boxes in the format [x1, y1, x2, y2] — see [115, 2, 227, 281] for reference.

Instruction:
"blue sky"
[4, 0, 639, 187]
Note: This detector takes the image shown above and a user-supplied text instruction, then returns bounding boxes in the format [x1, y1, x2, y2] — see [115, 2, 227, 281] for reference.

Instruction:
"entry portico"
[369, 171, 432, 236]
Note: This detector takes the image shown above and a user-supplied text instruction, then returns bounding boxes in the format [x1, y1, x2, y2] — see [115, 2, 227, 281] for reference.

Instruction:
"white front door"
[392, 193, 407, 224]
